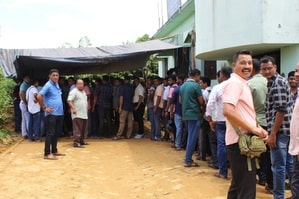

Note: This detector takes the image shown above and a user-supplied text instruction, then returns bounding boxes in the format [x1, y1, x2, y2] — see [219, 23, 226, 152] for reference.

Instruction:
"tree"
[78, 36, 92, 48]
[60, 42, 73, 48]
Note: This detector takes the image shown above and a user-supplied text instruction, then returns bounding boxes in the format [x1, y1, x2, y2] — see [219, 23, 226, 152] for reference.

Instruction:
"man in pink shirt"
[222, 50, 268, 199]
[289, 62, 299, 199]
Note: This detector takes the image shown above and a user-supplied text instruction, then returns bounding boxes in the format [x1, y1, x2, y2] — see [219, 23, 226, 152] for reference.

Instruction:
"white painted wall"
[195, 0, 299, 54]
[280, 45, 299, 74]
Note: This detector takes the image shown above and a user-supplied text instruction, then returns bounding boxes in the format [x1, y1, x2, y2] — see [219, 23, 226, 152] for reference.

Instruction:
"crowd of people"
[11, 50, 299, 198]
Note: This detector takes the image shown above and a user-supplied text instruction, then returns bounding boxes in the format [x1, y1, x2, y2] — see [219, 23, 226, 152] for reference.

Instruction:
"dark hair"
[102, 75, 109, 82]
[83, 78, 90, 84]
[153, 76, 161, 81]
[134, 77, 140, 81]
[190, 69, 201, 77]
[49, 69, 59, 75]
[200, 76, 211, 86]
[221, 66, 233, 79]
[168, 74, 177, 82]
[32, 79, 39, 85]
[252, 58, 261, 72]
[216, 70, 221, 78]
[124, 75, 131, 81]
[232, 50, 252, 63]
[288, 71, 295, 78]
[260, 55, 276, 65]
[177, 74, 185, 82]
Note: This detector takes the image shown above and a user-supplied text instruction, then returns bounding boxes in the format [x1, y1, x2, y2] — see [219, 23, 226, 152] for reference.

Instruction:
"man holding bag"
[222, 50, 268, 199]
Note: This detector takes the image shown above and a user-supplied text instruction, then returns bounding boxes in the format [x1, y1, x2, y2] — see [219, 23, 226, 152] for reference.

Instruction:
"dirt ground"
[0, 127, 291, 199]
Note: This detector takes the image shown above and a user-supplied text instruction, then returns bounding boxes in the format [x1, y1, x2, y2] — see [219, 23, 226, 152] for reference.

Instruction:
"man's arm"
[67, 100, 76, 115]
[266, 111, 285, 148]
[223, 103, 268, 139]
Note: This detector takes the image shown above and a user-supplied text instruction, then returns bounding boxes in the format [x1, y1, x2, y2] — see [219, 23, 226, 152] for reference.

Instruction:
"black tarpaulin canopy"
[0, 40, 179, 78]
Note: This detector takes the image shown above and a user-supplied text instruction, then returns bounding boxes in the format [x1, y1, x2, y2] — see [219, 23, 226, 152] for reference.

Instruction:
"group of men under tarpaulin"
[10, 50, 299, 199]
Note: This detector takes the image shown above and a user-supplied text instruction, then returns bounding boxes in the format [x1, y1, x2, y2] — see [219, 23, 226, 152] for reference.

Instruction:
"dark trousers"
[91, 106, 99, 137]
[227, 143, 256, 199]
[13, 99, 21, 132]
[98, 106, 112, 137]
[44, 115, 63, 156]
[73, 118, 87, 144]
[291, 156, 299, 199]
[133, 103, 145, 135]
[199, 119, 211, 160]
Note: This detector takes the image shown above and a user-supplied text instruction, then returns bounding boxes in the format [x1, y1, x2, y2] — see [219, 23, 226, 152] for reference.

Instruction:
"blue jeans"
[270, 133, 293, 199]
[216, 121, 227, 177]
[292, 156, 299, 199]
[153, 108, 162, 138]
[184, 120, 200, 164]
[174, 114, 183, 148]
[28, 112, 41, 140]
[148, 107, 155, 139]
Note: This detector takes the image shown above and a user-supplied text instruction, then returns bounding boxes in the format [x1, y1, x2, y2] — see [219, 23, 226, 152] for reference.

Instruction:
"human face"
[50, 72, 59, 83]
[76, 80, 84, 91]
[153, 78, 160, 87]
[193, 74, 201, 83]
[295, 63, 299, 84]
[199, 80, 207, 89]
[232, 54, 253, 80]
[288, 75, 297, 88]
[260, 61, 277, 80]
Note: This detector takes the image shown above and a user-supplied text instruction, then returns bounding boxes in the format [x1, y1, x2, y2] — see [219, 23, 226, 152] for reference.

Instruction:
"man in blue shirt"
[37, 69, 65, 160]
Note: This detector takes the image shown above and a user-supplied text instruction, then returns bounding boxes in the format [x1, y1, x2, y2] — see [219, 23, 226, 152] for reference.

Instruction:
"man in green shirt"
[180, 69, 205, 167]
[248, 58, 273, 192]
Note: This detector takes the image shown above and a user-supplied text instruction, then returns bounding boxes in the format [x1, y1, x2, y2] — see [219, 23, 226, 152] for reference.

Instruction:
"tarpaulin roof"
[0, 39, 179, 78]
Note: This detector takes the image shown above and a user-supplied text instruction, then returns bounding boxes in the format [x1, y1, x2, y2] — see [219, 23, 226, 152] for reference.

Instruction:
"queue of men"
[13, 50, 299, 198]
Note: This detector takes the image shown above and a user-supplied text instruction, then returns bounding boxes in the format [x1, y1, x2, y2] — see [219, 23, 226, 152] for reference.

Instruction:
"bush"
[0, 68, 15, 127]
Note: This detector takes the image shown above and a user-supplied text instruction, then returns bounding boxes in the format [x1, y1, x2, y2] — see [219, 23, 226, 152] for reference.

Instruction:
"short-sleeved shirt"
[20, 81, 30, 101]
[163, 85, 170, 101]
[147, 85, 155, 108]
[248, 74, 267, 127]
[83, 85, 91, 110]
[67, 88, 88, 120]
[265, 73, 293, 135]
[96, 83, 113, 108]
[171, 85, 182, 116]
[222, 73, 256, 145]
[119, 83, 134, 112]
[289, 89, 299, 155]
[26, 85, 40, 114]
[179, 79, 202, 120]
[39, 80, 63, 116]
[154, 84, 164, 109]
[133, 83, 145, 103]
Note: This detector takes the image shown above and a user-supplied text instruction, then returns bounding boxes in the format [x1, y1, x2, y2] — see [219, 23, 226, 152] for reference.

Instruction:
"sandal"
[184, 162, 200, 167]
[214, 173, 228, 179]
[53, 152, 65, 156]
[44, 154, 58, 160]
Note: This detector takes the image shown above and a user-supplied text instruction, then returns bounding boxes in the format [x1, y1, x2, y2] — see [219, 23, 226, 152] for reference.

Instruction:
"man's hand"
[208, 121, 216, 132]
[266, 133, 277, 148]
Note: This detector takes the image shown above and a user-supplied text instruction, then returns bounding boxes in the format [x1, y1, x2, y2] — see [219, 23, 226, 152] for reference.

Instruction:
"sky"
[0, 0, 168, 49]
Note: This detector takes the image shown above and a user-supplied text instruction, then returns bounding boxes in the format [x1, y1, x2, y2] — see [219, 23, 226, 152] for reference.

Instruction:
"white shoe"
[134, 134, 143, 139]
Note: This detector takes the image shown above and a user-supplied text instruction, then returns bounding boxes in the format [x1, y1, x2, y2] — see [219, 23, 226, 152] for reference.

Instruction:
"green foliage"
[0, 68, 15, 127]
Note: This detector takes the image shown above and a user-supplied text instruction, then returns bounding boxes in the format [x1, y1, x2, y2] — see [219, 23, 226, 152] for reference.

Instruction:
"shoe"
[175, 147, 182, 151]
[208, 163, 219, 169]
[113, 136, 122, 140]
[53, 152, 65, 156]
[134, 134, 143, 139]
[80, 142, 89, 145]
[184, 161, 200, 167]
[44, 154, 58, 160]
[214, 173, 228, 179]
[265, 184, 273, 194]
[73, 143, 85, 148]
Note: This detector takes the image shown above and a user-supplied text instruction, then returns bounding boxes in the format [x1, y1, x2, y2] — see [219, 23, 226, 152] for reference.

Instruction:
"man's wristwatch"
[43, 106, 47, 111]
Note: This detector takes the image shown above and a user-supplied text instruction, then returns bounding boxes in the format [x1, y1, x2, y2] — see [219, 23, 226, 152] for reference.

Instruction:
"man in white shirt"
[206, 66, 232, 179]
[133, 77, 146, 139]
[26, 79, 41, 141]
